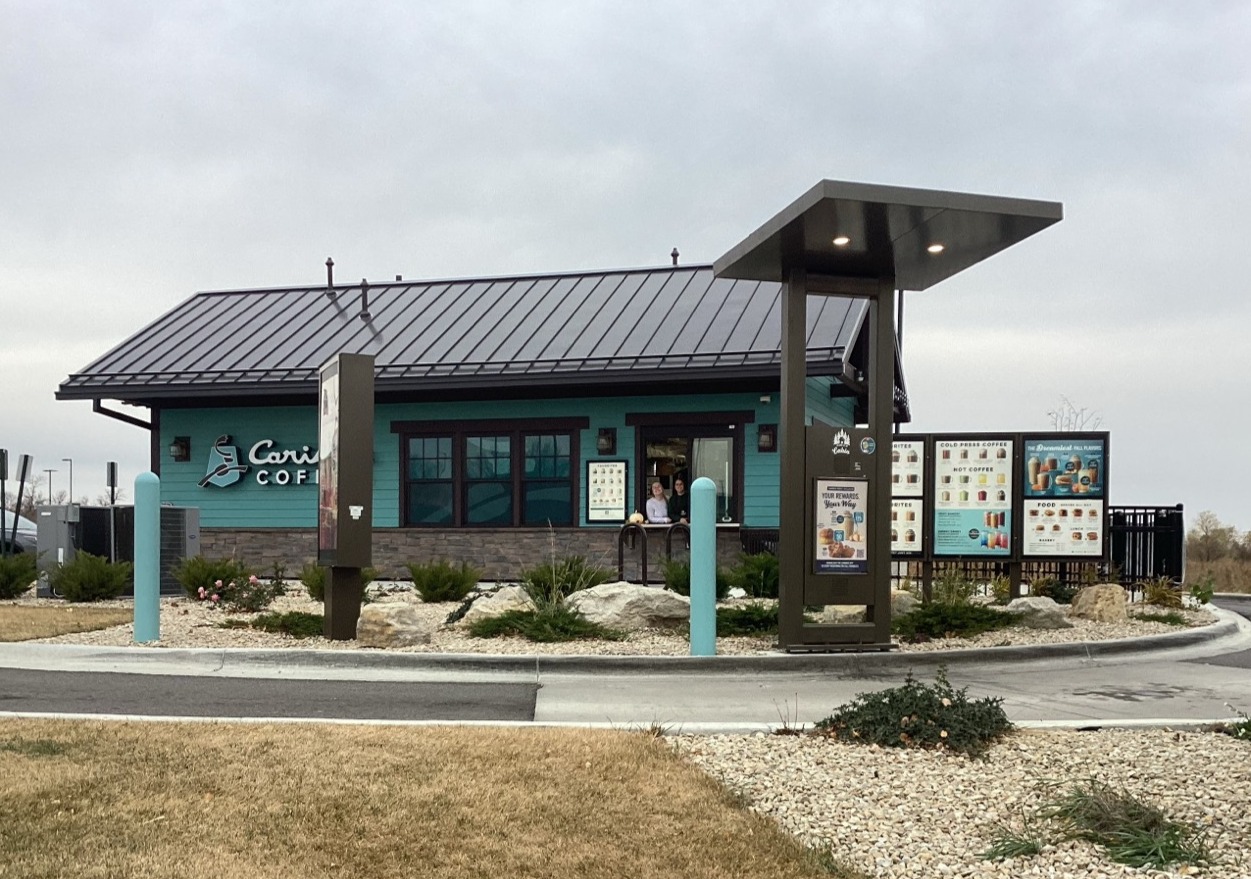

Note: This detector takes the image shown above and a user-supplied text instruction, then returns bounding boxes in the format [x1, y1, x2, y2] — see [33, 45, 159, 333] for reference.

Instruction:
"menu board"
[1024, 499, 1104, 557]
[586, 461, 628, 522]
[933, 439, 1013, 556]
[890, 440, 924, 497]
[815, 478, 868, 574]
[1023, 437, 1105, 498]
[890, 499, 923, 554]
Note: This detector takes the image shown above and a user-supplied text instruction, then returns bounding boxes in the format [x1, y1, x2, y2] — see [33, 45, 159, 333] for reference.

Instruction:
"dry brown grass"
[0, 720, 864, 879]
[1185, 558, 1251, 594]
[0, 605, 132, 641]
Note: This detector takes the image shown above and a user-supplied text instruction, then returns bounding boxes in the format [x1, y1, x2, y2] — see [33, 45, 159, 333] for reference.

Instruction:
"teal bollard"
[133, 472, 160, 643]
[689, 476, 717, 656]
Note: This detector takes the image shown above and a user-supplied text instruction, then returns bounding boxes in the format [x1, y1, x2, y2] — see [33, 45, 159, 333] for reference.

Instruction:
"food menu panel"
[815, 478, 868, 574]
[890, 499, 923, 554]
[891, 440, 924, 497]
[586, 461, 628, 522]
[1023, 438, 1105, 498]
[932, 439, 1013, 556]
[1023, 499, 1104, 557]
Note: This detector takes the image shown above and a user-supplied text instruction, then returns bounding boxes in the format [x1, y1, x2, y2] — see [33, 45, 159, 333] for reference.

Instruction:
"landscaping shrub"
[1030, 575, 1079, 605]
[1214, 706, 1251, 742]
[727, 552, 779, 599]
[468, 605, 625, 643]
[716, 601, 780, 636]
[171, 556, 250, 600]
[1188, 573, 1215, 606]
[1132, 611, 1188, 626]
[813, 666, 1013, 758]
[406, 560, 480, 603]
[931, 570, 976, 606]
[892, 603, 1015, 642]
[520, 555, 610, 603]
[247, 611, 324, 639]
[661, 558, 730, 600]
[49, 553, 133, 603]
[0, 553, 38, 600]
[1143, 576, 1184, 609]
[300, 563, 377, 602]
[988, 575, 1011, 605]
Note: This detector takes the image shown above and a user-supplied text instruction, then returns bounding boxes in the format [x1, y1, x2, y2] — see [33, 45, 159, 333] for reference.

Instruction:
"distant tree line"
[1187, 511, 1251, 563]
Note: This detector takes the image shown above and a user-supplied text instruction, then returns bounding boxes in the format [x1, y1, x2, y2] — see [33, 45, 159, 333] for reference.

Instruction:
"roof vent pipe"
[359, 278, 371, 320]
[325, 257, 336, 298]
[671, 248, 679, 266]
[395, 274, 402, 281]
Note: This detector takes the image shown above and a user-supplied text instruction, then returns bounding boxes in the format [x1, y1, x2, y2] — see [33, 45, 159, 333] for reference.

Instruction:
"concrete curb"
[2, 607, 1245, 679]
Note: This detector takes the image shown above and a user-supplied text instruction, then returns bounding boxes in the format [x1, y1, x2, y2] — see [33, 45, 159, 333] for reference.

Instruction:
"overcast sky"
[3, 1, 1248, 528]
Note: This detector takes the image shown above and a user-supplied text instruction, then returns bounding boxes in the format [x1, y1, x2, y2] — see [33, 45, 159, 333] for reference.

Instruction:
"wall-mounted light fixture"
[169, 436, 192, 462]
[757, 424, 777, 453]
[596, 428, 616, 456]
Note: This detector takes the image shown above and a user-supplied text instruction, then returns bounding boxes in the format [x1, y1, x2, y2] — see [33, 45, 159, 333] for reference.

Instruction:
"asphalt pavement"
[1, 597, 1249, 732]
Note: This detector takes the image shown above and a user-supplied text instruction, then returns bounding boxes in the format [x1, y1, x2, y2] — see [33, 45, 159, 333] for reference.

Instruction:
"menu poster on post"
[1024, 438, 1105, 499]
[1023, 499, 1104, 556]
[814, 479, 868, 574]
[932, 439, 1013, 556]
[890, 499, 923, 554]
[586, 461, 628, 522]
[891, 440, 924, 497]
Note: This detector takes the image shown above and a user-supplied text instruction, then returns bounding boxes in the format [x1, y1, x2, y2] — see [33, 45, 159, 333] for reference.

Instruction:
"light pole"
[62, 457, 73, 502]
[44, 468, 57, 503]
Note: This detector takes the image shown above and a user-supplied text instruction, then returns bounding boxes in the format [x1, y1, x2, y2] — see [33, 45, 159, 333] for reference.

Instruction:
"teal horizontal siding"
[159, 389, 853, 530]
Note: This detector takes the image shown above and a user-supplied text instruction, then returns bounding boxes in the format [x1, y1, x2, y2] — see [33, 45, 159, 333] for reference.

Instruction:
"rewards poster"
[815, 479, 868, 574]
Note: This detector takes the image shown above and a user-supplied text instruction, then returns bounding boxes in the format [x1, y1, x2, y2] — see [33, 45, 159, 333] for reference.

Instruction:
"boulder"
[1069, 583, 1128, 623]
[356, 603, 433, 647]
[817, 605, 866, 624]
[458, 585, 536, 626]
[1005, 596, 1073, 630]
[565, 581, 690, 630]
[891, 589, 919, 617]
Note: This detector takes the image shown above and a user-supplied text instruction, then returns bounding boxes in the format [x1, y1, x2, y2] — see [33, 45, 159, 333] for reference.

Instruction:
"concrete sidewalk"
[2, 605, 1249, 732]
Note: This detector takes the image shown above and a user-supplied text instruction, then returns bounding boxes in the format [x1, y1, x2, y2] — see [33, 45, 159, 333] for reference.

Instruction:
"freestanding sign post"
[714, 180, 1062, 651]
[318, 352, 375, 640]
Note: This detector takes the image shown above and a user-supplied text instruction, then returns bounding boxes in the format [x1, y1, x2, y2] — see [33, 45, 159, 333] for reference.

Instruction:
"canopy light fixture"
[832, 235, 850, 246]
[926, 243, 945, 254]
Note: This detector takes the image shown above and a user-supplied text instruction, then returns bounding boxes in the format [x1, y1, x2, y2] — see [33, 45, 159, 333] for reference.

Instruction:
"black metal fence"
[739, 504, 1186, 594]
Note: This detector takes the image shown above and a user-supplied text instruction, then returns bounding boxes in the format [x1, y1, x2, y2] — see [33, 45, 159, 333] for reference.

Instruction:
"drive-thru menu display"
[1022, 436, 1106, 557]
[932, 439, 1013, 556]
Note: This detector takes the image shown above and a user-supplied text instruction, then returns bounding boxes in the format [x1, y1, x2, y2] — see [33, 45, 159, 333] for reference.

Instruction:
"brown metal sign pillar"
[779, 271, 896, 649]
[777, 269, 807, 647]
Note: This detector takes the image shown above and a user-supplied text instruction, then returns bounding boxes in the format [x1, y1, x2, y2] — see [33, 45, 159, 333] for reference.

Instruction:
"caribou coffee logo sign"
[831, 429, 852, 456]
[199, 435, 319, 489]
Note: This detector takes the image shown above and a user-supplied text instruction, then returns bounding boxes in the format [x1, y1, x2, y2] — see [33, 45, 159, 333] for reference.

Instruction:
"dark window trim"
[633, 414, 748, 523]
[397, 418, 584, 528]
[391, 417, 590, 434]
[625, 410, 754, 427]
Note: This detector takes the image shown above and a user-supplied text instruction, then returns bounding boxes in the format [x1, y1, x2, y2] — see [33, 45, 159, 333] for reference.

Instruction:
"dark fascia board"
[62, 356, 849, 407]
[713, 179, 1062, 291]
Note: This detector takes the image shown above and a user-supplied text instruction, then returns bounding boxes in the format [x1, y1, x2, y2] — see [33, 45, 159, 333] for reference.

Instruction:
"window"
[629, 411, 753, 524]
[396, 419, 584, 527]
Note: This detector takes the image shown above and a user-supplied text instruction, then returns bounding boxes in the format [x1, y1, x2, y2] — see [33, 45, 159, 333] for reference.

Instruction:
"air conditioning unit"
[37, 504, 200, 597]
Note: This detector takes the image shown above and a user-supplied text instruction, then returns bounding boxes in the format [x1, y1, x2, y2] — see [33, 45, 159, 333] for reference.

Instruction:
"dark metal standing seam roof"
[57, 264, 880, 405]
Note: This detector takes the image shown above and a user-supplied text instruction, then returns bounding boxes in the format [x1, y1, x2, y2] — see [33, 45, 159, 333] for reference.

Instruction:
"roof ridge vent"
[325, 257, 336, 298]
[671, 247, 679, 266]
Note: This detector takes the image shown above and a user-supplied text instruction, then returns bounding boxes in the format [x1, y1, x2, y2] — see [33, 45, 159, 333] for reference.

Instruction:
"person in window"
[645, 480, 671, 523]
[668, 477, 690, 524]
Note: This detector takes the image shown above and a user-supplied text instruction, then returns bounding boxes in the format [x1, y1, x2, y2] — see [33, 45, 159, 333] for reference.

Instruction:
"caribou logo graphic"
[199, 435, 250, 488]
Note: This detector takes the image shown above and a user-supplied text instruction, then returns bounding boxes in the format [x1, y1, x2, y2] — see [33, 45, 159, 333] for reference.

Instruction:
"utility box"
[37, 504, 200, 597]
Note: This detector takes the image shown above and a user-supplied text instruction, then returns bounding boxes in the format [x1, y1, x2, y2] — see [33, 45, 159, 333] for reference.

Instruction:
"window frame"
[393, 417, 587, 528]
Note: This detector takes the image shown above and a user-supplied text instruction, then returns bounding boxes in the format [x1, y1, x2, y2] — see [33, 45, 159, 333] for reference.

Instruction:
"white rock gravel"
[680, 729, 1251, 878]
[8, 583, 1218, 656]
[7, 585, 1242, 877]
